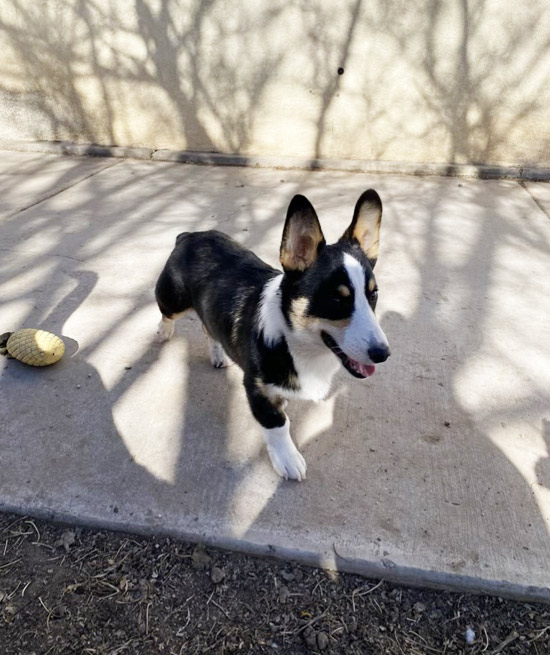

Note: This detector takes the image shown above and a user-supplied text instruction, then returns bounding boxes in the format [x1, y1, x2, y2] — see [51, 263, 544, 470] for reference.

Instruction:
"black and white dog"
[155, 190, 390, 481]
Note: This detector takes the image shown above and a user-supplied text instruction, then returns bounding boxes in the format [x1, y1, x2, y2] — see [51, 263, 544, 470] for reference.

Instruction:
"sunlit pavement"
[1, 149, 549, 600]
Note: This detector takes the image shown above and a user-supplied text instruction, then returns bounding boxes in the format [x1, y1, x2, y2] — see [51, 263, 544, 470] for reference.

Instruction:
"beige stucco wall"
[1, 1, 549, 166]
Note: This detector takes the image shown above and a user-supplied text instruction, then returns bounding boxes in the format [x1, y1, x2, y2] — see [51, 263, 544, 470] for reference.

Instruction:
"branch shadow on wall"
[1, 1, 547, 167]
[363, 0, 550, 165]
[0, 0, 284, 156]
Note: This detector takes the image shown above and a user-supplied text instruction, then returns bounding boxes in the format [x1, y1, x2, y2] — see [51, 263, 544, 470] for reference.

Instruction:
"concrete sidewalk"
[1, 149, 550, 600]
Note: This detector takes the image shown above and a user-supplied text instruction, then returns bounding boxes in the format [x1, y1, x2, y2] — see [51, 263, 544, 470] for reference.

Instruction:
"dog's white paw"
[268, 442, 307, 481]
[208, 339, 233, 368]
[157, 318, 174, 343]
[263, 422, 306, 481]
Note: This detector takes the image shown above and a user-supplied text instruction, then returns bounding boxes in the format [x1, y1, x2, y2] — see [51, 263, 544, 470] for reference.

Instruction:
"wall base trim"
[2, 140, 549, 181]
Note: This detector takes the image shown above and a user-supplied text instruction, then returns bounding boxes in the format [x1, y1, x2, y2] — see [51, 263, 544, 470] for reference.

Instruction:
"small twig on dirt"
[2, 516, 27, 533]
[38, 596, 51, 613]
[351, 580, 384, 612]
[146, 601, 152, 635]
[409, 630, 430, 646]
[205, 591, 231, 620]
[26, 519, 41, 543]
[32, 542, 55, 552]
[351, 579, 384, 610]
[38, 595, 54, 629]
[356, 579, 384, 598]
[481, 626, 490, 652]
[491, 631, 518, 654]
[311, 579, 323, 597]
[370, 596, 383, 614]
[406, 632, 445, 654]
[176, 607, 191, 636]
[389, 635, 407, 655]
[108, 640, 134, 655]
[46, 555, 64, 564]
[21, 580, 32, 597]
[75, 548, 100, 565]
[443, 612, 461, 625]
[97, 580, 121, 600]
[166, 594, 196, 620]
[6, 583, 21, 603]
[529, 625, 550, 642]
[205, 619, 219, 640]
[202, 639, 225, 654]
[0, 557, 22, 570]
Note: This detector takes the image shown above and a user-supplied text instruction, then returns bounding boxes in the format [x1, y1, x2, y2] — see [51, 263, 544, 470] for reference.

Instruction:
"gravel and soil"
[1, 512, 549, 654]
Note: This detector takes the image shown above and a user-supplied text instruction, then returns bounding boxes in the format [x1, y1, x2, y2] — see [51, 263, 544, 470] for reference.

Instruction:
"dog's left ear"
[341, 189, 382, 267]
[280, 195, 326, 272]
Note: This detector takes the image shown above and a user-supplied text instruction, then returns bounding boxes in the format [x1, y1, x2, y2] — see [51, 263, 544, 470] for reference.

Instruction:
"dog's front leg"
[244, 379, 306, 481]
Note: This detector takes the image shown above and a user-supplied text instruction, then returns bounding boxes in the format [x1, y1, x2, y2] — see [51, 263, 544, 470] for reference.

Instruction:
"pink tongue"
[353, 362, 376, 377]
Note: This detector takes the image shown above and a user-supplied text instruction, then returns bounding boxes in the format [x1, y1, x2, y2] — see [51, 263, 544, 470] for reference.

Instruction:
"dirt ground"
[1, 513, 549, 655]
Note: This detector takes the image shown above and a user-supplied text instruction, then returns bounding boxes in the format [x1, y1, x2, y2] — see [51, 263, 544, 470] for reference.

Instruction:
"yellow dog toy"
[0, 329, 65, 366]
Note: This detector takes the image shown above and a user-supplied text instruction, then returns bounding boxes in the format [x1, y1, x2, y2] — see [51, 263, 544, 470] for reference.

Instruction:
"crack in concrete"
[0, 247, 85, 263]
[519, 181, 550, 221]
[3, 159, 121, 220]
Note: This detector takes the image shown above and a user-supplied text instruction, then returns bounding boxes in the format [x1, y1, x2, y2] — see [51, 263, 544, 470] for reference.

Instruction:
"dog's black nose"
[368, 345, 390, 363]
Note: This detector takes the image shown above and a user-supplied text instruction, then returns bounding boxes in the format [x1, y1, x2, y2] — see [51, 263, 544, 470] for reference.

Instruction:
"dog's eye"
[369, 288, 378, 303]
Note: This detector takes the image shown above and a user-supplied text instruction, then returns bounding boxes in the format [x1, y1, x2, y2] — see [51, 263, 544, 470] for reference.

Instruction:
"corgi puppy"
[155, 190, 390, 481]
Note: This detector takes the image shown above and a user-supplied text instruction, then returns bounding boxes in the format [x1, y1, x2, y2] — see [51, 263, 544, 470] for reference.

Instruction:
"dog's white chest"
[268, 349, 340, 402]
[295, 350, 340, 401]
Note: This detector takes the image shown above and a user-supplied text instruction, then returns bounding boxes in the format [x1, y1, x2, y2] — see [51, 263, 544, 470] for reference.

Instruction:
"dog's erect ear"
[280, 195, 326, 272]
[341, 189, 382, 266]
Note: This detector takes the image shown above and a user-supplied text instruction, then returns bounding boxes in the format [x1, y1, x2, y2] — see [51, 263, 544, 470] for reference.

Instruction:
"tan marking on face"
[289, 297, 315, 329]
[337, 284, 351, 297]
[368, 277, 376, 293]
[291, 297, 352, 331]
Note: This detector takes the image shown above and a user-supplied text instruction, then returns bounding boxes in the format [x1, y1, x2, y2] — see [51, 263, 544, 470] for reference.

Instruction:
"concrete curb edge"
[3, 502, 549, 604]
[2, 140, 549, 181]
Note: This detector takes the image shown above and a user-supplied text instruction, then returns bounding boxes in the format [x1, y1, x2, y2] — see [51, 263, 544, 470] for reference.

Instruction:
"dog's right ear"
[341, 189, 382, 267]
[280, 195, 326, 273]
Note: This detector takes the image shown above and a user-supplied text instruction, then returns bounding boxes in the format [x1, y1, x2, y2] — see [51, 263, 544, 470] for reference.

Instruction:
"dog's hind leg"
[208, 339, 233, 368]
[155, 266, 192, 343]
[157, 314, 177, 342]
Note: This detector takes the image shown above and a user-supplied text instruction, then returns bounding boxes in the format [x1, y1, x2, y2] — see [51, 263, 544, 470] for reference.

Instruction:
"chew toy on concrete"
[1, 329, 65, 366]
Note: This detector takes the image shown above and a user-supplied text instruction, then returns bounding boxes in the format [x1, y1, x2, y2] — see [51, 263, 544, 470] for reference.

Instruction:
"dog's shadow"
[234, 308, 550, 580]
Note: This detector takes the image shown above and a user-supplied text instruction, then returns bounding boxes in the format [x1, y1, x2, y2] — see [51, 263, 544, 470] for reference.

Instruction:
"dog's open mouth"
[321, 332, 375, 379]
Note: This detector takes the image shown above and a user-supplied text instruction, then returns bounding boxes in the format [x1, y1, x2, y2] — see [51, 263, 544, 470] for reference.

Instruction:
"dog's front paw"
[264, 427, 307, 482]
[268, 441, 307, 481]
